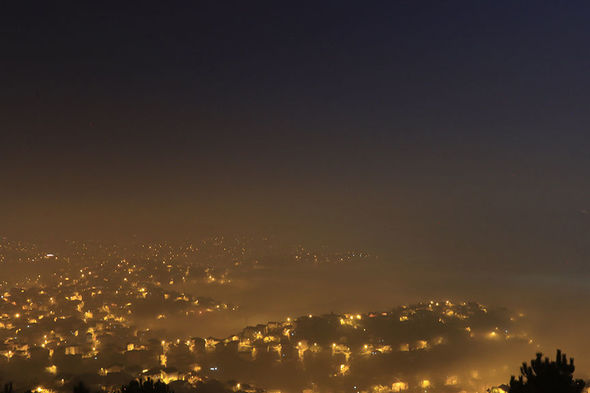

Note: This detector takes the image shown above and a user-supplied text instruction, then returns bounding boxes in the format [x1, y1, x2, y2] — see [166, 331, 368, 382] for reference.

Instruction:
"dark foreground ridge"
[3, 350, 585, 393]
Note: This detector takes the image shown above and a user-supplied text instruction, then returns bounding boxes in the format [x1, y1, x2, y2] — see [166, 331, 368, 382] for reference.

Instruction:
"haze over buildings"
[1, 2, 589, 393]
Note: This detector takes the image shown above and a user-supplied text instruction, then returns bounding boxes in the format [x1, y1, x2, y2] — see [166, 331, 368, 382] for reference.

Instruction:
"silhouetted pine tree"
[509, 349, 585, 393]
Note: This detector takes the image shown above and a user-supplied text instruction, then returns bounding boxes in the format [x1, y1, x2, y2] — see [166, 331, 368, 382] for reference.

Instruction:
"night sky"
[1, 2, 589, 274]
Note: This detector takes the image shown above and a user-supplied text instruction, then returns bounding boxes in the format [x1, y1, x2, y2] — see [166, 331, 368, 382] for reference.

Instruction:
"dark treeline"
[2, 378, 250, 393]
[3, 350, 585, 393]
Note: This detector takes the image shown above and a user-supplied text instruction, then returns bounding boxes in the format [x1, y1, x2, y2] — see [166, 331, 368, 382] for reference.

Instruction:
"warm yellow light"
[338, 363, 350, 375]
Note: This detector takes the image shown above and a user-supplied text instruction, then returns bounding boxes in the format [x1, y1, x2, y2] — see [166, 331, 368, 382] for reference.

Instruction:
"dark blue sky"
[1, 2, 589, 272]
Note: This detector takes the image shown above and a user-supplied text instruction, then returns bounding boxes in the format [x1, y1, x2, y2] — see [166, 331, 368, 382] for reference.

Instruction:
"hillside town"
[0, 252, 533, 393]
